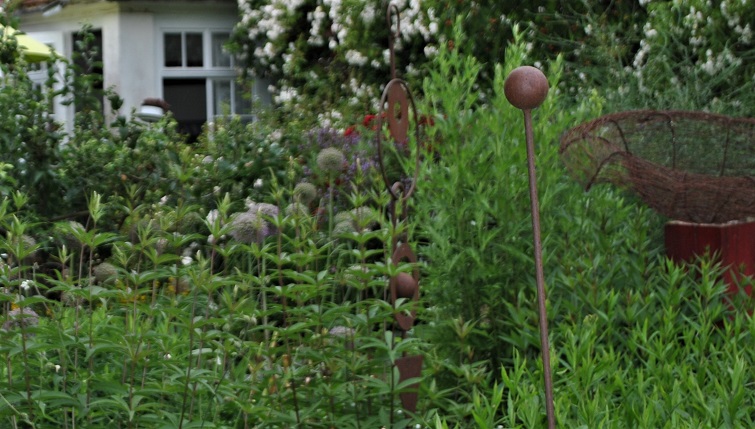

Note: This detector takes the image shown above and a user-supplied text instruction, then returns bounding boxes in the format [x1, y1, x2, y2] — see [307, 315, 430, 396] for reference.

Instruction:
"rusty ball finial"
[504, 66, 549, 110]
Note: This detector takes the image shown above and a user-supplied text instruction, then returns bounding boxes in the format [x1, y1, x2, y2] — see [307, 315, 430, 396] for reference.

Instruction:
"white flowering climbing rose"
[233, 0, 440, 115]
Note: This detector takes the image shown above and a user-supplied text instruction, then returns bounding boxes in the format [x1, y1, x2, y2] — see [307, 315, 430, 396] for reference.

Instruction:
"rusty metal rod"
[504, 65, 555, 428]
[523, 107, 556, 429]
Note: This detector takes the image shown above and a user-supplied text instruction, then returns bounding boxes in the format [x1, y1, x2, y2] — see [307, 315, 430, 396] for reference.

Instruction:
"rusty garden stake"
[504, 65, 556, 429]
[374, 2, 424, 420]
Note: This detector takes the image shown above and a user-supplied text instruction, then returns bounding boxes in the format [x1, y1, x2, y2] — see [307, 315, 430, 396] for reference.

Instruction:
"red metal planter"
[665, 220, 755, 298]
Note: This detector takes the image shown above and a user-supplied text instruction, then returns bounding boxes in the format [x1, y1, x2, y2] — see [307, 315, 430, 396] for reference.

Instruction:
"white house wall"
[115, 12, 157, 117]
[16, 1, 255, 134]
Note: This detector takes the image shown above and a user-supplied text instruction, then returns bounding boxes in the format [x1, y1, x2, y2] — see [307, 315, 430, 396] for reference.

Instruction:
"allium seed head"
[350, 207, 378, 229]
[55, 221, 86, 250]
[10, 234, 39, 263]
[285, 202, 309, 217]
[93, 262, 118, 284]
[293, 182, 318, 204]
[333, 211, 353, 225]
[316, 147, 346, 174]
[246, 201, 280, 219]
[3, 307, 39, 330]
[333, 207, 378, 231]
[230, 211, 269, 244]
[333, 221, 356, 236]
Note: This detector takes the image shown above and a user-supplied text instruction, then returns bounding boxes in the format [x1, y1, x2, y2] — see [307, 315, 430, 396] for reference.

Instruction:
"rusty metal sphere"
[395, 272, 418, 299]
[504, 66, 549, 110]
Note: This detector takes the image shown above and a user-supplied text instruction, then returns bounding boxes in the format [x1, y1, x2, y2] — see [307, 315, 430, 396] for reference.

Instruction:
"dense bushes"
[232, 0, 755, 119]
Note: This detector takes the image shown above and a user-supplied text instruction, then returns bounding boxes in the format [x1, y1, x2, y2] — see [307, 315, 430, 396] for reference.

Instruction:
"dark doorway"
[163, 78, 206, 142]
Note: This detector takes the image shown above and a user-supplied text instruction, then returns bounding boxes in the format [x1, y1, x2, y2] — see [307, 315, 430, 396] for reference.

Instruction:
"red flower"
[362, 114, 378, 127]
[343, 112, 435, 138]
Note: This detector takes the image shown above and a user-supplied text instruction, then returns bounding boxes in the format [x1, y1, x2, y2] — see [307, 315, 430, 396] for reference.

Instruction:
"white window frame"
[158, 27, 252, 120]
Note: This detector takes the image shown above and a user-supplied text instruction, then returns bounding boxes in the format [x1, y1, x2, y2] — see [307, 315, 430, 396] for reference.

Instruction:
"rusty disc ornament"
[386, 81, 410, 143]
[377, 3, 425, 420]
[389, 243, 420, 331]
[395, 354, 423, 413]
[377, 78, 421, 202]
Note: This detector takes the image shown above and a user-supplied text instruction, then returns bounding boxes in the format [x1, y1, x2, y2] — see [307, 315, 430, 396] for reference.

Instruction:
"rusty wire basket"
[560, 110, 755, 224]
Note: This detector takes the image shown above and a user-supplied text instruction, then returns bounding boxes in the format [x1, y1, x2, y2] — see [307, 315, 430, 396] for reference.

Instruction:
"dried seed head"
[293, 182, 318, 204]
[285, 202, 309, 217]
[3, 307, 39, 330]
[230, 211, 269, 244]
[333, 221, 356, 236]
[93, 262, 118, 284]
[316, 147, 346, 174]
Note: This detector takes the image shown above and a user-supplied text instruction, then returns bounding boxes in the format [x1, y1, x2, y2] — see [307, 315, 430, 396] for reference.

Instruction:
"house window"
[211, 33, 232, 68]
[161, 30, 251, 142]
[164, 32, 204, 68]
[213, 79, 251, 116]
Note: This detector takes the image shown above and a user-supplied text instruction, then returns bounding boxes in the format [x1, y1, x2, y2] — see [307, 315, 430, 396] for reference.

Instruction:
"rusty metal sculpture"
[560, 110, 755, 224]
[504, 66, 556, 429]
[376, 2, 424, 416]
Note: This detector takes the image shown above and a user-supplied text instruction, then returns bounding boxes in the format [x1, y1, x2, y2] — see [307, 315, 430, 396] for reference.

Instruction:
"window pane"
[164, 33, 182, 67]
[212, 33, 231, 67]
[185, 33, 203, 67]
[213, 80, 232, 116]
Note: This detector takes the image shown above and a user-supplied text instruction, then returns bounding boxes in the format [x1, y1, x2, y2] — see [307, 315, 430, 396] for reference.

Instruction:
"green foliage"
[427, 257, 755, 428]
[0, 181, 425, 427]
[188, 115, 293, 209]
[414, 24, 606, 372]
[0, 52, 64, 218]
[0, 9, 754, 429]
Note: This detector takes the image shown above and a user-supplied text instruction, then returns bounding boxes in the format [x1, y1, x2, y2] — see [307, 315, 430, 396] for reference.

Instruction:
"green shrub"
[591, 0, 755, 115]
[187, 114, 294, 210]
[0, 49, 64, 218]
[413, 23, 612, 374]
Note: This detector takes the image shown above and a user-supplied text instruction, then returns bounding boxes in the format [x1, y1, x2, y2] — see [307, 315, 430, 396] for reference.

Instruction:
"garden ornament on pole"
[504, 65, 556, 429]
[375, 2, 423, 415]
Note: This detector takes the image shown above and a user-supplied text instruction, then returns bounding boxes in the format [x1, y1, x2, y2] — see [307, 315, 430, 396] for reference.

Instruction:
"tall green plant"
[415, 23, 603, 374]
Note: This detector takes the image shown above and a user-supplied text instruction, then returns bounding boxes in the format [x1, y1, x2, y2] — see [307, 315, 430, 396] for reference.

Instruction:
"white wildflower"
[423, 45, 438, 58]
[345, 49, 368, 66]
